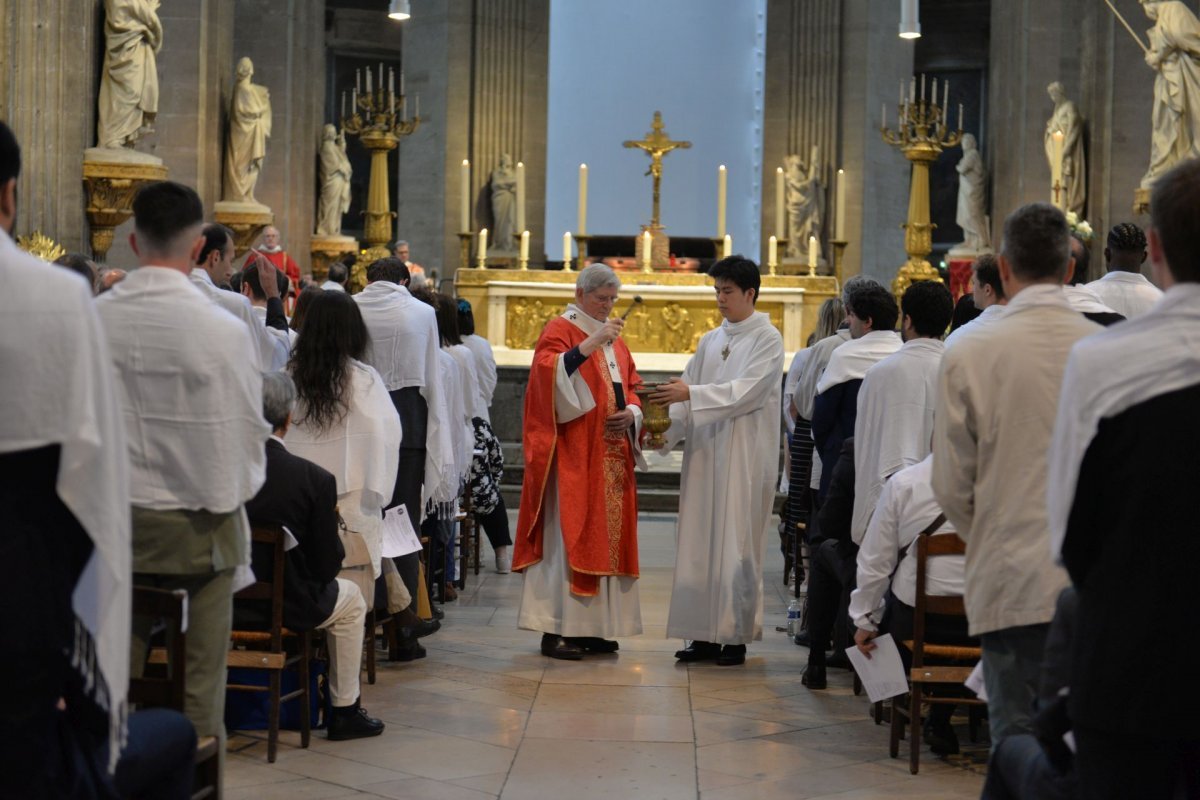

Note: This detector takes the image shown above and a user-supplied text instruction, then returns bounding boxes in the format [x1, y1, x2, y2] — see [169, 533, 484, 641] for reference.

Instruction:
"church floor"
[225, 511, 985, 799]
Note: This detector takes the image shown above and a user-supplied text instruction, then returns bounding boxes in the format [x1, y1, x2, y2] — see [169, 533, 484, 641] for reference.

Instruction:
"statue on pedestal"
[953, 134, 990, 254]
[96, 0, 163, 150]
[489, 154, 517, 251]
[316, 124, 352, 236]
[785, 146, 824, 260]
[223, 57, 272, 205]
[1141, 0, 1200, 188]
[1045, 82, 1086, 216]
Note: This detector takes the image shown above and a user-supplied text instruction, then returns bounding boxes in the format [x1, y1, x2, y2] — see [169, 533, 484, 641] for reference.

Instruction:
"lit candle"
[478, 228, 488, 262]
[641, 230, 652, 269]
[519, 230, 530, 262]
[768, 235, 777, 267]
[943, 80, 949, 115]
[717, 165, 727, 238]
[774, 166, 785, 238]
[563, 231, 572, 266]
[808, 235, 817, 269]
[722, 234, 732, 259]
[516, 161, 526, 237]
[1052, 130, 1065, 205]
[577, 164, 588, 234]
[836, 168, 846, 241]
[460, 160, 470, 233]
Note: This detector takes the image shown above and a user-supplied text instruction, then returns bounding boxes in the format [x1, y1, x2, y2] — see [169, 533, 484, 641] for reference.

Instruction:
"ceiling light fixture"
[899, 0, 921, 39]
[388, 0, 411, 21]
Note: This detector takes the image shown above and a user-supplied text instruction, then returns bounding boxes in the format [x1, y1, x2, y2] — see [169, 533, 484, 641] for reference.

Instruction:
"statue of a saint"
[223, 57, 272, 205]
[1045, 82, 1086, 216]
[1141, 1, 1200, 188]
[315, 124, 352, 236]
[96, 0, 163, 150]
[785, 146, 824, 260]
[489, 154, 517, 251]
[954, 134, 991, 253]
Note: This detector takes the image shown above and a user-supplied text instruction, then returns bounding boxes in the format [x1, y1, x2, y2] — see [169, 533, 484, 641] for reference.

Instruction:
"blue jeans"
[981, 734, 1076, 800]
[980, 624, 1050, 745]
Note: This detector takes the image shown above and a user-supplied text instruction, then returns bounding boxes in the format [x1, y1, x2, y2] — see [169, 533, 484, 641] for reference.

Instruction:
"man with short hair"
[1048, 158, 1200, 797]
[946, 253, 1007, 347]
[1065, 234, 1125, 326]
[237, 258, 296, 347]
[97, 180, 270, 747]
[1086, 222, 1164, 318]
[653, 256, 784, 666]
[191, 222, 289, 370]
[242, 372, 383, 741]
[393, 239, 427, 287]
[933, 202, 1099, 743]
[321, 260, 349, 292]
[353, 256, 452, 659]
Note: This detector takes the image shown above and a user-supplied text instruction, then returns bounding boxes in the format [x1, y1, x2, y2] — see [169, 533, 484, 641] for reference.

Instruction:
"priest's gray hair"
[841, 274, 882, 305]
[576, 263, 621, 295]
[262, 371, 296, 431]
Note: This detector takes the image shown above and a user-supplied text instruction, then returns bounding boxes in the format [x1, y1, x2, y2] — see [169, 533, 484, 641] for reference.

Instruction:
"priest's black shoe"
[327, 701, 385, 741]
[825, 650, 852, 670]
[674, 641, 721, 662]
[392, 638, 426, 662]
[715, 644, 746, 666]
[397, 617, 441, 640]
[541, 633, 585, 660]
[801, 663, 827, 690]
[568, 636, 619, 654]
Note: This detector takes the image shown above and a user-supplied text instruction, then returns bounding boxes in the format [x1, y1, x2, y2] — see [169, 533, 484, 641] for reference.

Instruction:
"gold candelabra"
[341, 70, 420, 263]
[881, 79, 961, 299]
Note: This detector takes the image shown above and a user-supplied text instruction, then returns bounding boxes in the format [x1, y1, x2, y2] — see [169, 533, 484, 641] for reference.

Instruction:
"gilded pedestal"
[81, 149, 168, 262]
[310, 234, 358, 285]
[213, 201, 274, 259]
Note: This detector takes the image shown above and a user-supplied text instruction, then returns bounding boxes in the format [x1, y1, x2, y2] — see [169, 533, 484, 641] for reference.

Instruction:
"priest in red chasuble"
[253, 226, 301, 313]
[514, 264, 647, 660]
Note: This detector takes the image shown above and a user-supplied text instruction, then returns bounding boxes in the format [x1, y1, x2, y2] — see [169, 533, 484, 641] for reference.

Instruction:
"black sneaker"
[327, 704, 385, 741]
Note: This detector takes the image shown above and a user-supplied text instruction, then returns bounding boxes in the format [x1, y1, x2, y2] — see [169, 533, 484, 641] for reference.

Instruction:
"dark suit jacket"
[812, 378, 863, 500]
[815, 436, 857, 560]
[242, 439, 344, 631]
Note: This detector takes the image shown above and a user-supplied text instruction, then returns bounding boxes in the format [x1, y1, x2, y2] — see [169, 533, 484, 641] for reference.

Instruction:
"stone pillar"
[0, 0, 102, 251]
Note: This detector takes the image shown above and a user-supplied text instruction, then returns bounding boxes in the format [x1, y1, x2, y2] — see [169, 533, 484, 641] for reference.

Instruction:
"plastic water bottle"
[786, 598, 802, 637]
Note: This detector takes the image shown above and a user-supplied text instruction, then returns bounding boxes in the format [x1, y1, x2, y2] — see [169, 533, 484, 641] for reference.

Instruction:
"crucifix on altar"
[624, 110, 691, 270]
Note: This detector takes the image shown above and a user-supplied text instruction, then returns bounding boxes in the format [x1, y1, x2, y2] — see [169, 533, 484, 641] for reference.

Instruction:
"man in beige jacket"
[932, 202, 1099, 744]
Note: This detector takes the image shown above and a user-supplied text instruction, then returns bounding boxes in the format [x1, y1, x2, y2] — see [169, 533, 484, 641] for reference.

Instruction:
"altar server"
[653, 256, 784, 666]
[1087, 222, 1163, 319]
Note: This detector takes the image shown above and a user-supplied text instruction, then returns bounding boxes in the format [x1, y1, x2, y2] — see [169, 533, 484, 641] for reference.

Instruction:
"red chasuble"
[513, 316, 643, 597]
[258, 250, 301, 292]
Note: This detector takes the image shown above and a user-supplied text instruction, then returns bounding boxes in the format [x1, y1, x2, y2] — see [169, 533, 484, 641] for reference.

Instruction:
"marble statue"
[1045, 82, 1086, 216]
[96, 0, 163, 150]
[223, 57, 272, 205]
[785, 146, 824, 260]
[489, 154, 517, 250]
[316, 124, 352, 236]
[954, 134, 990, 253]
[1141, 0, 1200, 188]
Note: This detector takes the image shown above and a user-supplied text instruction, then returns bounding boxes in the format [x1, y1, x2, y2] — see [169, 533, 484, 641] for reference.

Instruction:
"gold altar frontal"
[455, 268, 839, 370]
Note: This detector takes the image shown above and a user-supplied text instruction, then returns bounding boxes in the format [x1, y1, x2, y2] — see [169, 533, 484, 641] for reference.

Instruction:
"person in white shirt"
[1086, 222, 1164, 319]
[1065, 234, 1125, 326]
[97, 180, 270, 747]
[321, 260, 349, 292]
[190, 222, 290, 371]
[849, 455, 970, 754]
[945, 253, 1007, 349]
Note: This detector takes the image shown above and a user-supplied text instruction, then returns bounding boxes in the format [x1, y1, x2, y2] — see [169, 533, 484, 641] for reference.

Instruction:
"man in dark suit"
[243, 372, 384, 741]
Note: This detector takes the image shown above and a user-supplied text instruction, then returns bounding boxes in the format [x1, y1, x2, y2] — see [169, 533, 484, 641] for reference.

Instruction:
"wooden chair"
[226, 526, 312, 763]
[131, 586, 220, 800]
[889, 532, 985, 774]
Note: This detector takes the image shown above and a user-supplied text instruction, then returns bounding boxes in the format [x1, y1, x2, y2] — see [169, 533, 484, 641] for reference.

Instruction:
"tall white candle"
[958, 103, 964, 130]
[1052, 130, 1065, 206]
[641, 231, 652, 268]
[717, 165, 727, 238]
[577, 164, 588, 234]
[478, 228, 488, 261]
[775, 167, 785, 238]
[389, 68, 395, 95]
[519, 230, 530, 262]
[808, 235, 817, 269]
[516, 161, 526, 236]
[341, 91, 346, 120]
[460, 160, 470, 233]
[356, 69, 361, 93]
[400, 71, 405, 97]
[836, 168, 846, 240]
[378, 63, 383, 94]
[366, 68, 372, 95]
[943, 80, 949, 115]
[722, 234, 732, 259]
[352, 88, 357, 113]
[563, 231, 572, 266]
[768, 235, 777, 267]
[920, 73, 926, 103]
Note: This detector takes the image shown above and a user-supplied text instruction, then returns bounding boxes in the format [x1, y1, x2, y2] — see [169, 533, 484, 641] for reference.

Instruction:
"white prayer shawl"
[0, 230, 131, 772]
[1048, 283, 1200, 559]
[353, 281, 454, 507]
[851, 337, 944, 545]
[1063, 283, 1118, 315]
[794, 330, 852, 420]
[440, 347, 474, 487]
[188, 268, 288, 371]
[287, 360, 401, 578]
[1087, 271, 1164, 319]
[97, 266, 269, 513]
[944, 302, 1007, 350]
[450, 342, 487, 422]
[462, 333, 498, 422]
[817, 329, 903, 394]
[663, 311, 784, 644]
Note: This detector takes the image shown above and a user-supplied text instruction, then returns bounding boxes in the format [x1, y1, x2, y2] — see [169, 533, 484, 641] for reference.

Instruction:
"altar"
[455, 267, 839, 370]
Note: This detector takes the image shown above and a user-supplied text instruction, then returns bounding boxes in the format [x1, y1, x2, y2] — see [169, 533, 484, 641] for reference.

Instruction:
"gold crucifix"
[623, 111, 691, 229]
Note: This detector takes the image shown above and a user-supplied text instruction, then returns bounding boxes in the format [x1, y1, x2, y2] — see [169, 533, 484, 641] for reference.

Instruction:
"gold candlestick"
[881, 90, 959, 300]
[572, 233, 589, 272]
[457, 231, 472, 272]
